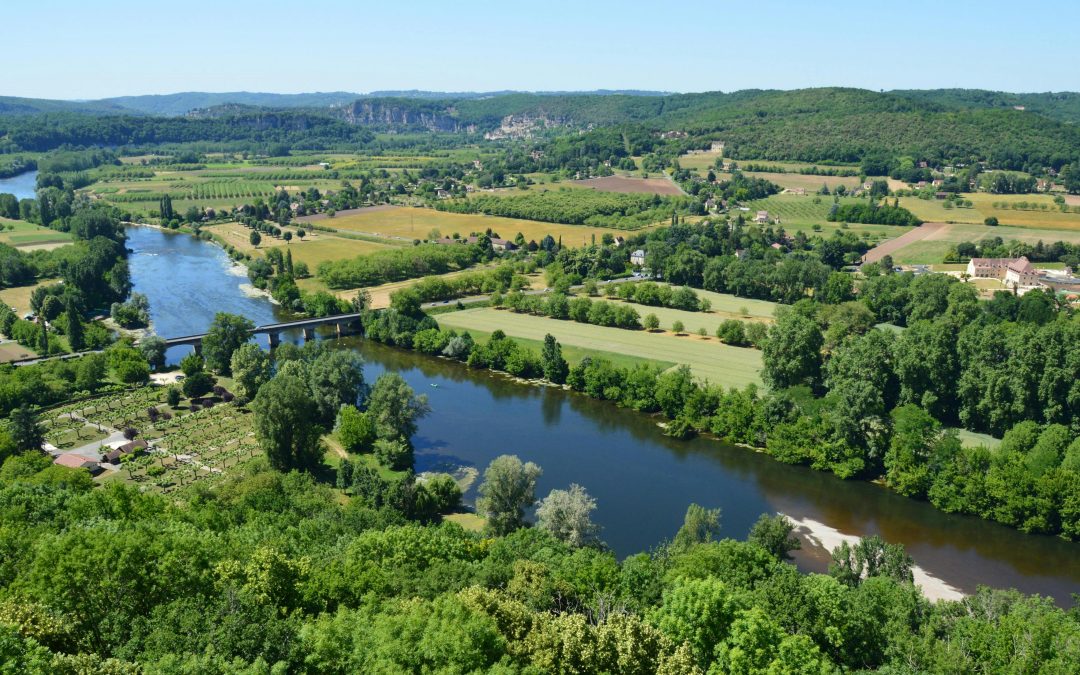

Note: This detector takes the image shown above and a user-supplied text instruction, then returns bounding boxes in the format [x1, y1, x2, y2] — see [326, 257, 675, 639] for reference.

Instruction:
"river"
[125, 225, 1080, 604]
[0, 170, 38, 201]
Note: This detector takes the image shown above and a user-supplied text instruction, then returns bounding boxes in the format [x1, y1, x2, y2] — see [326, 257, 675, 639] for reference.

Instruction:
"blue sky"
[8, 0, 1080, 99]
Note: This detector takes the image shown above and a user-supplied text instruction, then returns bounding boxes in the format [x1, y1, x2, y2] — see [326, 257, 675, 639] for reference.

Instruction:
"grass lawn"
[0, 218, 73, 249]
[442, 512, 486, 532]
[316, 206, 641, 248]
[0, 278, 60, 316]
[0, 341, 36, 363]
[588, 293, 773, 335]
[739, 171, 863, 193]
[437, 307, 763, 387]
[952, 428, 1002, 450]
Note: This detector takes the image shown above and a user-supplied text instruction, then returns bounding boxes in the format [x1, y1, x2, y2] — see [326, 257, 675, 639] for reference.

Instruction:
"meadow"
[204, 221, 400, 269]
[742, 194, 912, 242]
[884, 221, 1080, 264]
[0, 277, 60, 316]
[314, 206, 638, 247]
[437, 306, 764, 387]
[0, 218, 73, 250]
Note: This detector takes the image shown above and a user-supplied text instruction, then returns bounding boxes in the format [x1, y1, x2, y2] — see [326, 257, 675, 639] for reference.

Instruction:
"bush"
[337, 405, 375, 454]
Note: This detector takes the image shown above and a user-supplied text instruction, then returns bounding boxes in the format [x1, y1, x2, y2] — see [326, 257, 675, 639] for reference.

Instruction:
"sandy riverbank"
[781, 513, 966, 602]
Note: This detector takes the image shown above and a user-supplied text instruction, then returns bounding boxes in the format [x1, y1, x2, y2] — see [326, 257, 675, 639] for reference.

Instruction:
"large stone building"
[966, 256, 1042, 289]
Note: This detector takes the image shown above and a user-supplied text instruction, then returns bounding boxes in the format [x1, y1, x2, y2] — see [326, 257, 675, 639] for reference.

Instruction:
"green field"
[437, 307, 763, 387]
[588, 293, 774, 334]
[0, 218, 73, 249]
[741, 195, 912, 242]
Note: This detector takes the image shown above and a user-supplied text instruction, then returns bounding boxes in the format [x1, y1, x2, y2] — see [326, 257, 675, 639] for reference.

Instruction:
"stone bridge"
[160, 313, 362, 354]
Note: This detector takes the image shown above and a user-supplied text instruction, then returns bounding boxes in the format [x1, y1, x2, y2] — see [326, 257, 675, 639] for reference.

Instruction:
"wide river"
[0, 170, 38, 201]
[126, 225, 1079, 604]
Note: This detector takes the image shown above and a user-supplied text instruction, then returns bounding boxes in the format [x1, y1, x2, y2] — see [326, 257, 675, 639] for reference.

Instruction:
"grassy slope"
[437, 307, 763, 388]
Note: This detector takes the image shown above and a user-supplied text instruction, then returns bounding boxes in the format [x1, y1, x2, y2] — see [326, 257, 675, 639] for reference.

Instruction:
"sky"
[7, 0, 1080, 99]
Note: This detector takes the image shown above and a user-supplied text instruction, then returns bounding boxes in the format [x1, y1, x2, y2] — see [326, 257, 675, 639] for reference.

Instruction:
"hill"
[98, 91, 363, 116]
[892, 89, 1080, 124]
[0, 95, 137, 116]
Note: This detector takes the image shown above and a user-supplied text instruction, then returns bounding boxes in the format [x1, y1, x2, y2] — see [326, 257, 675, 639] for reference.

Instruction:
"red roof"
[53, 453, 96, 470]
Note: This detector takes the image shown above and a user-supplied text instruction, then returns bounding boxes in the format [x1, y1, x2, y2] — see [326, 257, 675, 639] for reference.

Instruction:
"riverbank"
[783, 513, 966, 602]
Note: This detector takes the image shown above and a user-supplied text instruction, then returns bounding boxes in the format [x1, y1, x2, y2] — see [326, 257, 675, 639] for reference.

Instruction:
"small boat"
[430, 383, 439, 388]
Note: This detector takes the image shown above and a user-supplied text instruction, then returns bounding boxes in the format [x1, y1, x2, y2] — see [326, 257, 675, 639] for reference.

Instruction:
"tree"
[64, 296, 85, 352]
[536, 483, 600, 547]
[829, 535, 914, 586]
[138, 335, 167, 371]
[229, 343, 272, 399]
[283, 231, 293, 244]
[984, 216, 999, 226]
[671, 320, 685, 334]
[336, 404, 375, 453]
[374, 438, 412, 470]
[166, 386, 181, 408]
[308, 350, 365, 424]
[762, 309, 824, 389]
[644, 313, 660, 331]
[252, 373, 322, 471]
[8, 405, 44, 451]
[201, 312, 254, 374]
[540, 334, 569, 384]
[366, 372, 430, 444]
[748, 513, 801, 560]
[672, 503, 722, 552]
[249, 231, 261, 247]
[476, 454, 542, 536]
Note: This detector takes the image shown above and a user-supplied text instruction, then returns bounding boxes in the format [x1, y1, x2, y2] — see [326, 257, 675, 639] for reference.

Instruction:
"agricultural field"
[312, 206, 638, 247]
[740, 171, 863, 193]
[46, 384, 261, 493]
[204, 221, 400, 269]
[742, 194, 912, 242]
[569, 175, 684, 196]
[898, 192, 1080, 231]
[0, 218, 73, 250]
[436, 307, 763, 387]
[882, 221, 1080, 264]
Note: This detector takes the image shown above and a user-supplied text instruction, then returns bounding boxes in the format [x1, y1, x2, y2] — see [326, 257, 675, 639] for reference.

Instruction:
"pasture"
[204, 221, 399, 269]
[899, 193, 1080, 232]
[0, 218, 73, 250]
[742, 195, 912, 242]
[436, 307, 764, 387]
[314, 206, 638, 247]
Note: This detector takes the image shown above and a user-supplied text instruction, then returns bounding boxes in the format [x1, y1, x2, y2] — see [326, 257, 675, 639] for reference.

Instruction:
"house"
[710, 141, 725, 153]
[53, 453, 101, 474]
[755, 210, 769, 225]
[630, 249, 646, 266]
[934, 192, 949, 200]
[704, 198, 716, 211]
[918, 161, 929, 168]
[932, 179, 944, 187]
[770, 242, 783, 250]
[104, 440, 148, 464]
[436, 189, 451, 199]
[966, 256, 1041, 288]
[612, 236, 625, 248]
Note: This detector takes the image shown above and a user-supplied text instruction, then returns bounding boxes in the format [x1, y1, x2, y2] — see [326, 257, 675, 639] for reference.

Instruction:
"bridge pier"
[336, 322, 343, 338]
[192, 340, 202, 357]
[303, 327, 315, 340]
[267, 331, 280, 349]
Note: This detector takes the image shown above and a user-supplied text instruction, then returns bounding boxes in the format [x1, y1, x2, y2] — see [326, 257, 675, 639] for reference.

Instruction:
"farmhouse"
[53, 453, 101, 474]
[630, 249, 646, 266]
[755, 210, 769, 224]
[966, 256, 1042, 288]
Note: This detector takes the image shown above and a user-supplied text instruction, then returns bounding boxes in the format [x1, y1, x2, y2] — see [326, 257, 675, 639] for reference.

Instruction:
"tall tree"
[64, 296, 84, 352]
[365, 372, 430, 445]
[540, 334, 569, 384]
[476, 454, 542, 536]
[9, 405, 44, 451]
[201, 312, 254, 374]
[535, 483, 600, 547]
[252, 373, 322, 471]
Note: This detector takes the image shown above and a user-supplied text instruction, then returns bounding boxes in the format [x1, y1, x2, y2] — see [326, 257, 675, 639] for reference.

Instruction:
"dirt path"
[862, 222, 947, 264]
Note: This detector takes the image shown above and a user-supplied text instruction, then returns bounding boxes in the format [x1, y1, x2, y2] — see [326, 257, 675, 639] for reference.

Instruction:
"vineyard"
[44, 385, 261, 493]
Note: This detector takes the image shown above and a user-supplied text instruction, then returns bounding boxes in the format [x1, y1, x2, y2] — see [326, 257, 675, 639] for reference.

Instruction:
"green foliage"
[477, 454, 542, 536]
[336, 405, 375, 454]
[252, 373, 323, 471]
[437, 190, 687, 229]
[201, 312, 255, 374]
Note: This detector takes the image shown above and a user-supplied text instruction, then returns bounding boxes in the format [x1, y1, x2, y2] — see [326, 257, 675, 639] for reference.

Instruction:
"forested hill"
[892, 89, 1080, 124]
[0, 95, 136, 117]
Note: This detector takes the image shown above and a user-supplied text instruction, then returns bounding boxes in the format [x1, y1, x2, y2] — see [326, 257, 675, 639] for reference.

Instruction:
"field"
[0, 341, 36, 363]
[205, 221, 400, 269]
[570, 175, 684, 196]
[0, 218, 73, 250]
[312, 206, 639, 248]
[0, 277, 60, 315]
[437, 307, 763, 387]
[898, 193, 1080, 231]
[742, 194, 913, 242]
[589, 289, 777, 332]
[740, 171, 862, 193]
[880, 221, 1080, 264]
[45, 384, 262, 493]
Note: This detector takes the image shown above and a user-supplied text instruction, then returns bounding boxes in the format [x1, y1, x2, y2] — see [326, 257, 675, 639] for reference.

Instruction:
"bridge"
[161, 313, 363, 354]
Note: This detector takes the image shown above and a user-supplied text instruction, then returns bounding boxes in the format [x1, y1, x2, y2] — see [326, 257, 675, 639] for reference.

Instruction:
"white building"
[630, 249, 646, 266]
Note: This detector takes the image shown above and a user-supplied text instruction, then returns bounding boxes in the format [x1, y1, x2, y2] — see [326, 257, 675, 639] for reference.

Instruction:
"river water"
[0, 170, 38, 201]
[125, 225, 1080, 604]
